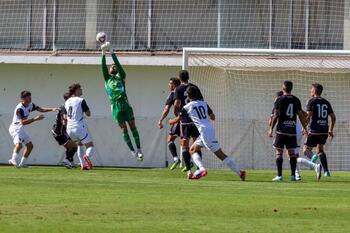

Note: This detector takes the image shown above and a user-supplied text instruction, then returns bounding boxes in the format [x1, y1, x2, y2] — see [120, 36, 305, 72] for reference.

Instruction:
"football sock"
[11, 152, 18, 161]
[77, 146, 85, 166]
[19, 156, 28, 166]
[86, 146, 95, 158]
[276, 157, 283, 177]
[319, 152, 329, 172]
[192, 152, 204, 169]
[223, 157, 240, 175]
[65, 148, 76, 162]
[297, 157, 315, 169]
[122, 132, 135, 151]
[182, 149, 192, 170]
[131, 128, 141, 149]
[290, 156, 297, 176]
[168, 142, 178, 158]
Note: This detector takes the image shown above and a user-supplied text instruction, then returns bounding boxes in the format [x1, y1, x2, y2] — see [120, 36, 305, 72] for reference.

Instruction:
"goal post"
[183, 48, 350, 170]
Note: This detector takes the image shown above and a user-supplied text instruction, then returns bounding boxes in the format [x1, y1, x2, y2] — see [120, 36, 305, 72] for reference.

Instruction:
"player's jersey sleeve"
[327, 100, 334, 114]
[16, 108, 25, 120]
[111, 52, 126, 80]
[165, 92, 175, 106]
[295, 98, 302, 112]
[101, 55, 110, 83]
[31, 103, 40, 111]
[174, 86, 180, 100]
[274, 97, 281, 113]
[81, 99, 90, 113]
[306, 98, 314, 112]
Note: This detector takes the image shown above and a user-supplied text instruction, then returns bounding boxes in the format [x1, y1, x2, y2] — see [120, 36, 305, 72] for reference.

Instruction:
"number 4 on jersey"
[286, 104, 294, 118]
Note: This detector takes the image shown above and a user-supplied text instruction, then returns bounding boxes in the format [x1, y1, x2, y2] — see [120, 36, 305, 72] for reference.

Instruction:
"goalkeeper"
[100, 42, 143, 161]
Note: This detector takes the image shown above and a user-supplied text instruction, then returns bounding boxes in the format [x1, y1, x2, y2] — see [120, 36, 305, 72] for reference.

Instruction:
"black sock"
[319, 152, 329, 172]
[182, 150, 191, 170]
[290, 156, 297, 176]
[168, 142, 178, 158]
[66, 148, 77, 163]
[276, 157, 283, 177]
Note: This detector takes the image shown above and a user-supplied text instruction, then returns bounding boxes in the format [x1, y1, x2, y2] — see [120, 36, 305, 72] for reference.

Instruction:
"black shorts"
[180, 123, 200, 139]
[169, 122, 180, 136]
[273, 133, 297, 150]
[53, 131, 70, 146]
[305, 134, 328, 148]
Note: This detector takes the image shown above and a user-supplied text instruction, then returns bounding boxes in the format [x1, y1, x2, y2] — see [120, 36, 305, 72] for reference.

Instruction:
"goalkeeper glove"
[101, 42, 110, 55]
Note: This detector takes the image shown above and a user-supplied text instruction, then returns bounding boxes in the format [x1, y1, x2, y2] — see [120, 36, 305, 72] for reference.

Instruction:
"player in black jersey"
[173, 70, 213, 173]
[268, 81, 309, 182]
[158, 77, 182, 170]
[52, 93, 77, 169]
[304, 83, 336, 177]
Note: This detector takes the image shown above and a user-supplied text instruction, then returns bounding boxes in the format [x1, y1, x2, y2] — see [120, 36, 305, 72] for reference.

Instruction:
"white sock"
[173, 156, 179, 162]
[192, 152, 205, 170]
[86, 146, 95, 158]
[19, 156, 28, 166]
[297, 157, 315, 169]
[11, 153, 18, 161]
[77, 146, 85, 166]
[223, 157, 240, 175]
[295, 164, 301, 177]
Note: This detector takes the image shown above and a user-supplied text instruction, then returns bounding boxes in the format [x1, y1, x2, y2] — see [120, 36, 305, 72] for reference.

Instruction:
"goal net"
[184, 48, 350, 170]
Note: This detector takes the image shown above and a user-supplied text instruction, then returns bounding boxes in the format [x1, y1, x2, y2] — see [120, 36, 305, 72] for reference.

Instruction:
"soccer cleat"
[8, 159, 17, 167]
[291, 176, 297, 181]
[190, 168, 208, 180]
[311, 154, 319, 163]
[315, 164, 322, 181]
[324, 171, 331, 177]
[136, 149, 144, 161]
[181, 167, 190, 172]
[239, 170, 246, 181]
[272, 176, 283, 182]
[62, 159, 73, 169]
[186, 171, 194, 179]
[295, 175, 302, 181]
[81, 166, 90, 171]
[83, 155, 93, 169]
[170, 159, 181, 170]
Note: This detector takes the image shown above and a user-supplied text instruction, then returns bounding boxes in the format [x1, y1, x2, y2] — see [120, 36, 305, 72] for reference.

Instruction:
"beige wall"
[0, 63, 181, 167]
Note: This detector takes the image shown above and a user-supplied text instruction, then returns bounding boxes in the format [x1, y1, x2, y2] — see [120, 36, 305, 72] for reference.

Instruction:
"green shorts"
[111, 100, 135, 125]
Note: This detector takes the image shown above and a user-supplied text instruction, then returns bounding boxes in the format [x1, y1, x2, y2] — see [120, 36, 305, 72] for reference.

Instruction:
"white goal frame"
[182, 48, 350, 70]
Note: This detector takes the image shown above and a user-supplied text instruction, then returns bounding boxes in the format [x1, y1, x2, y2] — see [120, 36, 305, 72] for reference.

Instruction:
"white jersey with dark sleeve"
[10, 102, 39, 130]
[64, 96, 90, 128]
[182, 100, 220, 152]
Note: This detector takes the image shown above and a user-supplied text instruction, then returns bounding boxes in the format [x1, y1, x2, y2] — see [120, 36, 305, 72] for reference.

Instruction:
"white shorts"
[9, 126, 31, 145]
[194, 130, 221, 153]
[67, 124, 92, 145]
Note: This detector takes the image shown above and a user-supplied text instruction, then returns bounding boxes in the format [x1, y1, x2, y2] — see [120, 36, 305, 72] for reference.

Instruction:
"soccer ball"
[96, 32, 107, 43]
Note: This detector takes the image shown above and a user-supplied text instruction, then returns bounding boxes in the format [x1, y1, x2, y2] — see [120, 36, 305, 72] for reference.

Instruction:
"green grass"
[0, 167, 349, 233]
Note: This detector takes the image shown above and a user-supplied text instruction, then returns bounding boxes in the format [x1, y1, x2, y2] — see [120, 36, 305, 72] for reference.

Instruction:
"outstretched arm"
[101, 54, 110, 82]
[111, 51, 126, 80]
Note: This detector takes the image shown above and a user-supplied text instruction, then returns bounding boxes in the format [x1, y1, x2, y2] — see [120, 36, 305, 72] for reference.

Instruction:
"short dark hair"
[276, 91, 283, 97]
[69, 83, 81, 95]
[179, 70, 189, 82]
[20, 90, 31, 99]
[186, 86, 199, 100]
[312, 83, 323, 95]
[170, 77, 181, 86]
[283, 80, 293, 93]
[63, 92, 71, 101]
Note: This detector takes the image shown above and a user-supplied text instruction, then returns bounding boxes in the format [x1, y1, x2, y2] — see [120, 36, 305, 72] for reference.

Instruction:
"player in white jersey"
[64, 83, 94, 170]
[8, 90, 59, 168]
[169, 86, 246, 180]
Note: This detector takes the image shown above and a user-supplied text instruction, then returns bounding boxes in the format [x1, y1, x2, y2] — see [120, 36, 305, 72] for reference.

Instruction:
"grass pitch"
[0, 166, 349, 233]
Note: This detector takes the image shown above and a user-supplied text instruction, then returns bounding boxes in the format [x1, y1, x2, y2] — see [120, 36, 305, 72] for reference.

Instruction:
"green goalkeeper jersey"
[101, 53, 128, 103]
